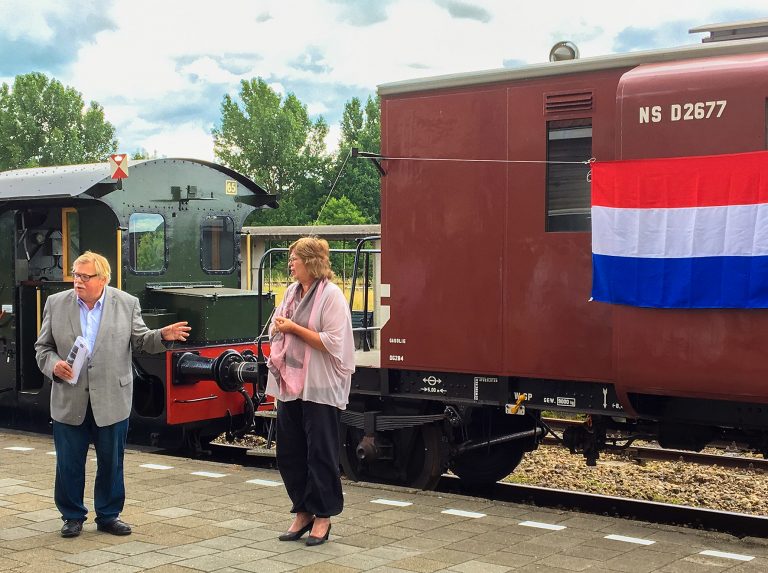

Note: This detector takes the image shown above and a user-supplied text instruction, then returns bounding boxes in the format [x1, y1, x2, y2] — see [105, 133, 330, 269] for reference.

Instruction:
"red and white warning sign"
[109, 154, 129, 179]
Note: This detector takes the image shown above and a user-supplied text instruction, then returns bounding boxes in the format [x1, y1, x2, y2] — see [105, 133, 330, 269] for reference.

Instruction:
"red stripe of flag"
[592, 150, 768, 209]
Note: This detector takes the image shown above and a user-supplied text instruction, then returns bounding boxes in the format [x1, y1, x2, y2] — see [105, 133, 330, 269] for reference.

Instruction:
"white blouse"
[266, 281, 355, 409]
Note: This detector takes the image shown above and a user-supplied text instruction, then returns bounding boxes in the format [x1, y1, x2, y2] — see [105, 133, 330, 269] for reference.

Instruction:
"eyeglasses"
[72, 273, 99, 282]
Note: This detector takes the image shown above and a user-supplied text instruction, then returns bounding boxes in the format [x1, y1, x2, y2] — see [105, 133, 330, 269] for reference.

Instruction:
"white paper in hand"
[64, 336, 88, 385]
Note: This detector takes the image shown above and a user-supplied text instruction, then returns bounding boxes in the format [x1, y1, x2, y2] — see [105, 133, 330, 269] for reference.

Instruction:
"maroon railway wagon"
[339, 20, 768, 488]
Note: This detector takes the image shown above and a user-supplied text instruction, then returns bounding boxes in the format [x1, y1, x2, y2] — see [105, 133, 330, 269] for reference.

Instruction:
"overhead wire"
[313, 152, 594, 225]
[313, 147, 353, 227]
[363, 156, 593, 164]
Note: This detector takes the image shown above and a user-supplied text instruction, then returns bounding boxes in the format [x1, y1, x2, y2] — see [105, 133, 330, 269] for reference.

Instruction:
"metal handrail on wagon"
[255, 244, 382, 359]
[349, 236, 381, 351]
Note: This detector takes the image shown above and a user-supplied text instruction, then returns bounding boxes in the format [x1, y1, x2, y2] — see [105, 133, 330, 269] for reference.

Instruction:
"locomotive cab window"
[128, 213, 166, 273]
[546, 121, 592, 232]
[201, 216, 235, 273]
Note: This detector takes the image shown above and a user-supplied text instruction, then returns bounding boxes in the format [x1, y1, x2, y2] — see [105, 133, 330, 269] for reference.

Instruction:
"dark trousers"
[52, 403, 128, 524]
[276, 399, 343, 518]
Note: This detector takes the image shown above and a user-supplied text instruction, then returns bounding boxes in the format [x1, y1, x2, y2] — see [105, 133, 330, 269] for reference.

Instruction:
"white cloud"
[269, 82, 286, 97]
[0, 0, 70, 41]
[325, 123, 342, 154]
[136, 122, 215, 161]
[178, 57, 241, 85]
[3, 0, 766, 159]
[307, 101, 329, 116]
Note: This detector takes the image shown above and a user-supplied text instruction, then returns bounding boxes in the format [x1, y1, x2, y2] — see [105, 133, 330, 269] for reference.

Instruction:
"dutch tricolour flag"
[591, 151, 768, 308]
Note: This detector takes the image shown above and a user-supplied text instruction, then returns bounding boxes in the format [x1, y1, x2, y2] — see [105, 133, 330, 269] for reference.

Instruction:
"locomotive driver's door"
[14, 207, 76, 393]
[0, 210, 17, 396]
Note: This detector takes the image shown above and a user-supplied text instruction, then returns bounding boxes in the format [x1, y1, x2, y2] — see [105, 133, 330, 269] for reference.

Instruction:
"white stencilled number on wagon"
[639, 105, 662, 123]
[670, 100, 726, 121]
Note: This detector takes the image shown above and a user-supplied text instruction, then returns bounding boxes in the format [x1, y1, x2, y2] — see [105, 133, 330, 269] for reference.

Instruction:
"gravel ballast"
[222, 434, 767, 515]
[506, 444, 768, 516]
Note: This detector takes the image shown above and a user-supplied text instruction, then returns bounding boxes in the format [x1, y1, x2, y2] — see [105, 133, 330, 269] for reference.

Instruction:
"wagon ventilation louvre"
[544, 91, 593, 114]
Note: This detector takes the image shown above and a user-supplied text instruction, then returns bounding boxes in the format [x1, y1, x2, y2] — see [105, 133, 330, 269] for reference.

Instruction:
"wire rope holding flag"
[591, 150, 768, 309]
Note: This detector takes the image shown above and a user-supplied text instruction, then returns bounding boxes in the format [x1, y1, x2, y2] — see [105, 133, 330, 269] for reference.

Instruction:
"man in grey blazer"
[35, 251, 191, 538]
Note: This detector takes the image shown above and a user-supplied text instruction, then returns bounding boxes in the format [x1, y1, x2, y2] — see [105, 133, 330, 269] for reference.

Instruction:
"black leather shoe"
[96, 519, 132, 536]
[306, 523, 331, 546]
[60, 520, 83, 538]
[278, 519, 314, 541]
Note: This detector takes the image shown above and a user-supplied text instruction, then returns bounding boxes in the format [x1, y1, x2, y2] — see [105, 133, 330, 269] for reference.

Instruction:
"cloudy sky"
[1, 0, 765, 160]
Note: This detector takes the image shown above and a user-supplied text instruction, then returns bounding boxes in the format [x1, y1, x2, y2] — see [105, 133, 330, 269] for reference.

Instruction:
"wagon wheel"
[450, 442, 525, 486]
[340, 423, 446, 490]
[450, 408, 533, 486]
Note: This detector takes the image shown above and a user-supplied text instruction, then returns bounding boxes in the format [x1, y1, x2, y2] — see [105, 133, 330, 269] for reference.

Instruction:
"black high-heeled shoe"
[278, 519, 314, 541]
[306, 523, 331, 546]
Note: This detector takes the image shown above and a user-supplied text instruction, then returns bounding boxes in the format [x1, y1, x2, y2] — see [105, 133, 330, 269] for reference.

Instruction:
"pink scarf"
[267, 278, 327, 398]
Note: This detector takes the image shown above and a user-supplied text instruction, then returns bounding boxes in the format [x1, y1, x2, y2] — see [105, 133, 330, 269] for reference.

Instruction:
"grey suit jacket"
[35, 286, 165, 427]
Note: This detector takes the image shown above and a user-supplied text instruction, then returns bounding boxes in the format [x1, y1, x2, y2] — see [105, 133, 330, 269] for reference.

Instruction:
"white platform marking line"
[371, 498, 413, 507]
[245, 478, 282, 487]
[140, 463, 174, 470]
[4, 446, 34, 451]
[46, 451, 57, 456]
[700, 550, 754, 562]
[191, 471, 227, 478]
[519, 520, 566, 531]
[604, 534, 655, 545]
[442, 509, 486, 519]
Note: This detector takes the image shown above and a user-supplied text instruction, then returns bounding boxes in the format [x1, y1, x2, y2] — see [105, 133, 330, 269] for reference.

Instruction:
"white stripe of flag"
[592, 204, 768, 258]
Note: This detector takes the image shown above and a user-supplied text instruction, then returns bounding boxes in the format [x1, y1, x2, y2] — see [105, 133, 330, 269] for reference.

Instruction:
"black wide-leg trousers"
[276, 399, 343, 518]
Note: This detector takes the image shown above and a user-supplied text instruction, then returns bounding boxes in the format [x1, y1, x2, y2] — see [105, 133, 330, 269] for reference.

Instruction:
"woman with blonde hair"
[267, 236, 355, 546]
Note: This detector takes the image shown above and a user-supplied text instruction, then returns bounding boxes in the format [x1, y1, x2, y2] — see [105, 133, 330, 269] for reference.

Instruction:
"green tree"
[331, 95, 381, 222]
[213, 78, 331, 225]
[315, 196, 368, 281]
[136, 230, 164, 271]
[316, 196, 367, 226]
[0, 72, 117, 170]
[132, 148, 158, 160]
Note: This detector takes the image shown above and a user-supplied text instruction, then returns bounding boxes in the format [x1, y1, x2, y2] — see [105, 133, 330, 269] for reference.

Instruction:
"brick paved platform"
[1, 429, 766, 572]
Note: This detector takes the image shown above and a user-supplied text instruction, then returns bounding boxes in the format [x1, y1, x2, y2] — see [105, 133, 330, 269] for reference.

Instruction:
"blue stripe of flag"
[591, 254, 768, 308]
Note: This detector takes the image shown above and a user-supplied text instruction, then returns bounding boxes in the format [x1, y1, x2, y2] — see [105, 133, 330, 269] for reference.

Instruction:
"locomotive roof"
[0, 158, 273, 203]
[378, 35, 768, 95]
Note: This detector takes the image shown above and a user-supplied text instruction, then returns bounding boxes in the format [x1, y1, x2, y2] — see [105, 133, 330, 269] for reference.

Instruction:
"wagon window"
[201, 216, 235, 273]
[62, 208, 80, 280]
[546, 122, 592, 232]
[128, 213, 166, 273]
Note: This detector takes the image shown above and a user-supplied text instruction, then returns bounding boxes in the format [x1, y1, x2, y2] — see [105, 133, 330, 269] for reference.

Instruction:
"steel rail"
[620, 446, 768, 470]
[437, 474, 768, 538]
[541, 417, 768, 471]
[177, 439, 768, 538]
